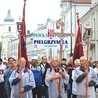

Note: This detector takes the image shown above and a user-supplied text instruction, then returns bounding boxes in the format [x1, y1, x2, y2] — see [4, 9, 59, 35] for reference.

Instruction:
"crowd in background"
[0, 54, 98, 98]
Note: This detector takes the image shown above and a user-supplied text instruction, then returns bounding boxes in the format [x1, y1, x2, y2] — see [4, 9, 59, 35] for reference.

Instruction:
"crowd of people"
[0, 54, 98, 98]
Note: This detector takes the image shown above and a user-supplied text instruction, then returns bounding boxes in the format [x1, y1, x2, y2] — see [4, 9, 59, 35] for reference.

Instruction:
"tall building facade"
[1, 0, 95, 61]
[80, 0, 98, 61]
[1, 9, 17, 60]
[60, 0, 91, 57]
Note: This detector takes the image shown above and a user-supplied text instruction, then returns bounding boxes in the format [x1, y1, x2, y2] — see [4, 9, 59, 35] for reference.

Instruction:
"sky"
[0, 0, 61, 32]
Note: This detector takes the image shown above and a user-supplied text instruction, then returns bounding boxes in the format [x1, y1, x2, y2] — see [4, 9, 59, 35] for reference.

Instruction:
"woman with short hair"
[45, 56, 69, 98]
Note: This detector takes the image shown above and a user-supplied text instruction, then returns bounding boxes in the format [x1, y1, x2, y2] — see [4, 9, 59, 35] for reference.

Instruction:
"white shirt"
[94, 67, 98, 84]
[0, 64, 6, 82]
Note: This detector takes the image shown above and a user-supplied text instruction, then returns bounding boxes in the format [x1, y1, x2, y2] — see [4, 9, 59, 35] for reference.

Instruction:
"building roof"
[61, 0, 91, 4]
[4, 9, 14, 22]
[80, 3, 98, 23]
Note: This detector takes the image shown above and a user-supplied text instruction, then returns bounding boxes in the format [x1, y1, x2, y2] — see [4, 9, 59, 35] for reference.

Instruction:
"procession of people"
[0, 54, 98, 98]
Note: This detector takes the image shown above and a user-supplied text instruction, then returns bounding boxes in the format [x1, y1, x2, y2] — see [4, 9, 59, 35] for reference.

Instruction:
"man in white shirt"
[74, 56, 97, 98]
[0, 58, 8, 98]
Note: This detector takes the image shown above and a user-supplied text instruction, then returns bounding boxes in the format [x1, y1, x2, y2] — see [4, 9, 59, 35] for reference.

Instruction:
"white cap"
[32, 53, 38, 60]
[9, 55, 17, 61]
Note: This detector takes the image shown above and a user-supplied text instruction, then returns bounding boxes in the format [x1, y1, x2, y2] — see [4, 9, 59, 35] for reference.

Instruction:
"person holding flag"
[9, 57, 35, 98]
[13, 0, 34, 98]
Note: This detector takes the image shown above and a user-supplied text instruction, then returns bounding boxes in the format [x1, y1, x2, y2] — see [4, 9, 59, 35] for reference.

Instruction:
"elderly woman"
[72, 59, 80, 98]
[74, 56, 97, 98]
[45, 56, 69, 98]
[94, 63, 98, 91]
[9, 57, 35, 98]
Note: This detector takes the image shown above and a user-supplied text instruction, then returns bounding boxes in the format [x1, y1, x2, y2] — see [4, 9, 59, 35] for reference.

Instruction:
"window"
[8, 26, 11, 32]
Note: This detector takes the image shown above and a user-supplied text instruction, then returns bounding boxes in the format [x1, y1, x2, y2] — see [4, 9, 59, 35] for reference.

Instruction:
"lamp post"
[16, 18, 22, 60]
[16, 19, 22, 33]
[70, 0, 73, 57]
[16, 19, 23, 98]
[85, 26, 92, 98]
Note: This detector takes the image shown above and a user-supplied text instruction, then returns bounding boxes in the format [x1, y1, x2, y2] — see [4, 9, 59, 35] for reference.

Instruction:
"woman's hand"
[50, 73, 62, 80]
[59, 67, 63, 74]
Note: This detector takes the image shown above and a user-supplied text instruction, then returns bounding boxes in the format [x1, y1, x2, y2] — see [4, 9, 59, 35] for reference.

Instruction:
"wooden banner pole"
[85, 37, 89, 98]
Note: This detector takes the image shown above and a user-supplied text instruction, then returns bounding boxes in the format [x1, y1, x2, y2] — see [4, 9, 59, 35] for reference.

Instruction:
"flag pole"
[73, 13, 79, 62]
[85, 37, 89, 98]
[19, 26, 23, 98]
[17, 0, 27, 98]
[17, 19, 23, 98]
[85, 26, 91, 98]
[20, 1, 26, 98]
[73, 13, 84, 62]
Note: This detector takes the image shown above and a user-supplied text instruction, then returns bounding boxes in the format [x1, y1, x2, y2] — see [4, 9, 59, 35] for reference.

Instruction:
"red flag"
[18, 1, 30, 69]
[73, 14, 84, 61]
